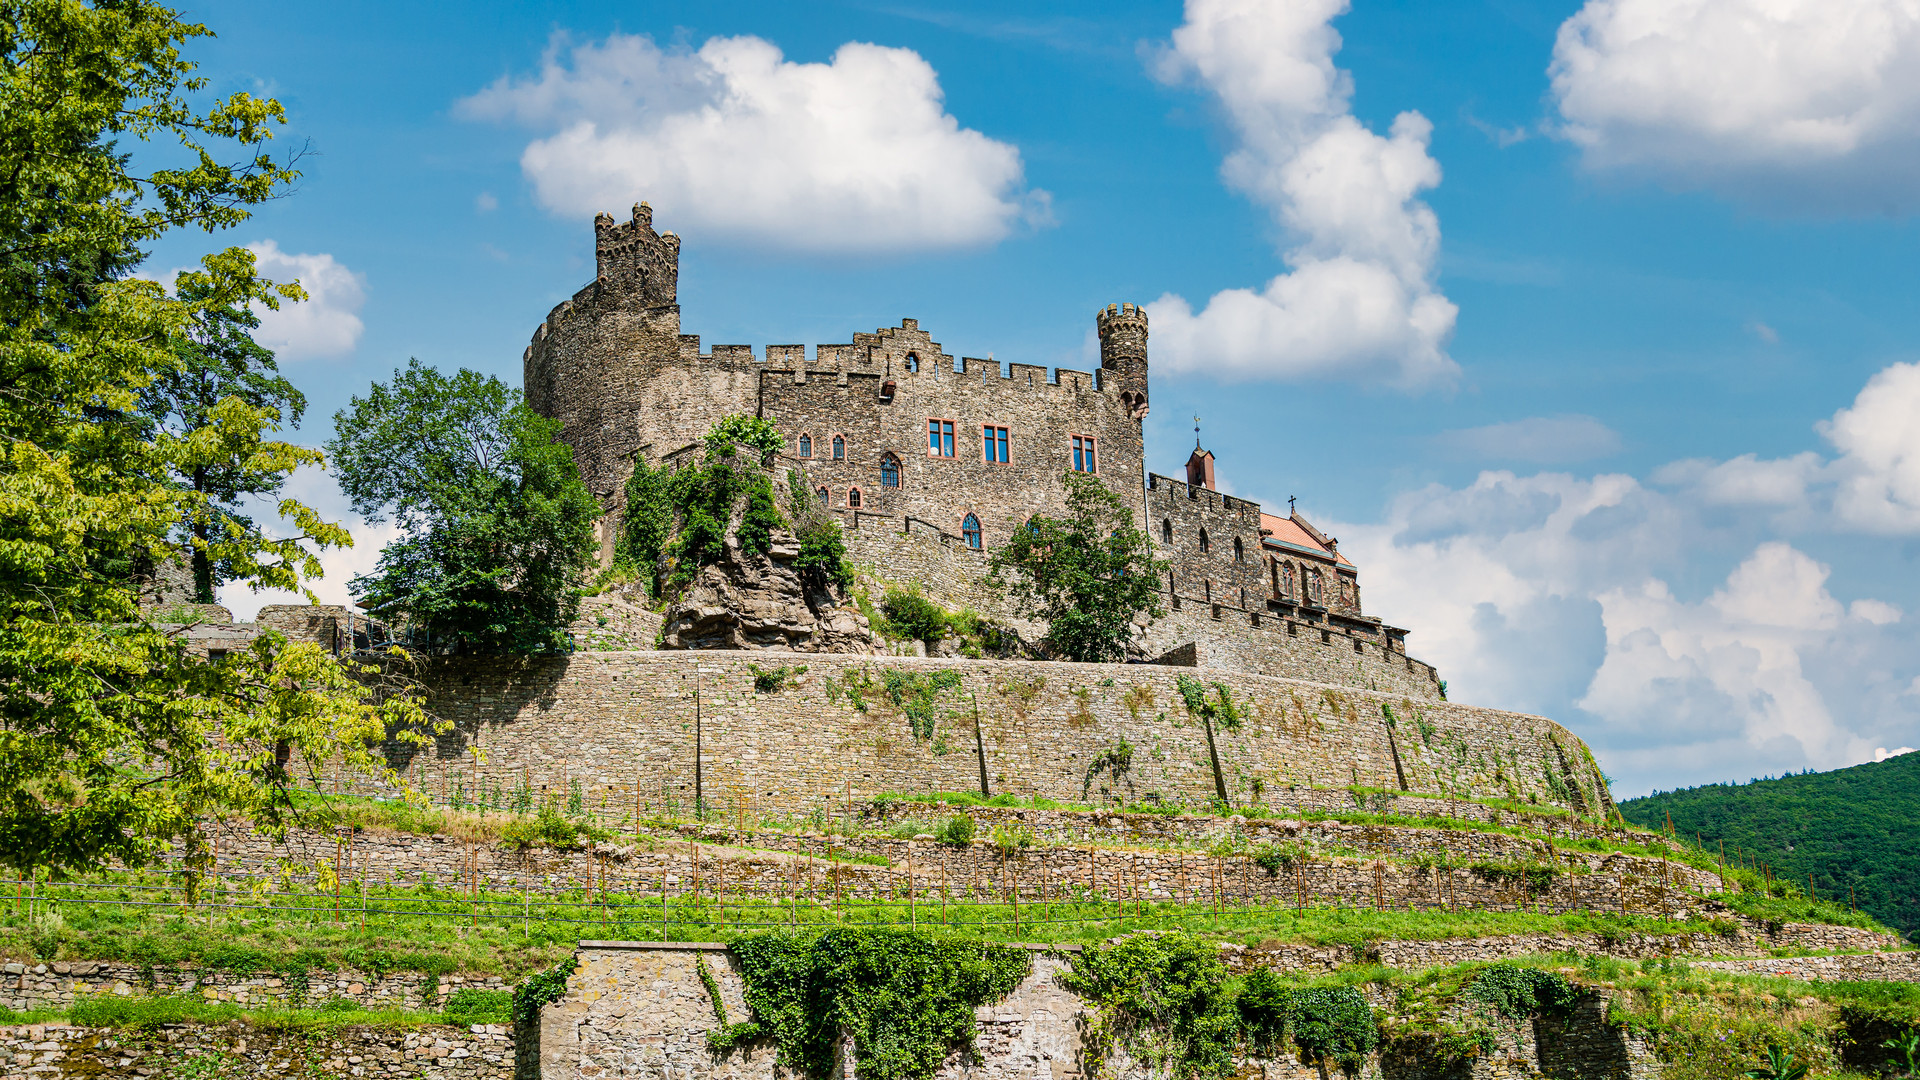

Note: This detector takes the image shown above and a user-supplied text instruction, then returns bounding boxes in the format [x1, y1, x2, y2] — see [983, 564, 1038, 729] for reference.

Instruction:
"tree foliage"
[617, 417, 854, 596]
[988, 472, 1165, 662]
[0, 0, 431, 881]
[328, 360, 599, 654]
[139, 275, 308, 603]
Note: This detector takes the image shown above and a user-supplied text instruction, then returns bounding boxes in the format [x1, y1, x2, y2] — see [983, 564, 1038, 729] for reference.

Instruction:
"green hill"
[1619, 750, 1920, 935]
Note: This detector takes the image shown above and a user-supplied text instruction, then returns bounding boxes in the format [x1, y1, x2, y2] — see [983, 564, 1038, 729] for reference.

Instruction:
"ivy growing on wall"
[724, 929, 1031, 1080]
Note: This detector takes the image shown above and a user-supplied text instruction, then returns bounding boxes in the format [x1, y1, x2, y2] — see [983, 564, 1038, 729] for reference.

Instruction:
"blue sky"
[166, 0, 1920, 796]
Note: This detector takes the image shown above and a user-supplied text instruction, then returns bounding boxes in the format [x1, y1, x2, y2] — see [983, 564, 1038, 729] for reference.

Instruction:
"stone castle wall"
[394, 652, 1604, 817]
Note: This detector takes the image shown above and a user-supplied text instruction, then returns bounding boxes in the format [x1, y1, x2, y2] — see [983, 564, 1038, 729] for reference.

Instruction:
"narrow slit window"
[1199, 528, 1210, 553]
[928, 419, 955, 457]
[962, 513, 982, 549]
[1161, 519, 1172, 543]
[1233, 537, 1244, 562]
[983, 425, 1009, 463]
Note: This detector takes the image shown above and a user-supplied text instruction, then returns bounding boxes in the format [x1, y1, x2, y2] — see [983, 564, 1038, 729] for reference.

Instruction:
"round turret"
[1097, 302, 1149, 413]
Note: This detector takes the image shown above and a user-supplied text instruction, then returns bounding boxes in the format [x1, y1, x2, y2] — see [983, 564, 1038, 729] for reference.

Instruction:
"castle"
[526, 204, 1440, 699]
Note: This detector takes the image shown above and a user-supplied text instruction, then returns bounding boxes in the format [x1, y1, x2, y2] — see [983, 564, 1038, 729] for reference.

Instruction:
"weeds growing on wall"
[725, 929, 1030, 1080]
[1082, 739, 1134, 802]
[748, 664, 806, 693]
[881, 668, 964, 741]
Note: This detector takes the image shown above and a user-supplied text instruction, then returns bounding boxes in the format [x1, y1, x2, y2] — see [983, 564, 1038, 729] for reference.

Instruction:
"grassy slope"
[1620, 752, 1920, 935]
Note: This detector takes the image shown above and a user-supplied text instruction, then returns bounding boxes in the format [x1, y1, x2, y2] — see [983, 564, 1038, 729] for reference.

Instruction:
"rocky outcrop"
[659, 526, 876, 652]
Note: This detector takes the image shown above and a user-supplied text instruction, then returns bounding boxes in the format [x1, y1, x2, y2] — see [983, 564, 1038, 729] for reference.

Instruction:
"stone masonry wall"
[145, 818, 1718, 921]
[0, 1021, 510, 1079]
[391, 652, 1608, 819]
[544, 943, 1664, 1080]
[0, 958, 506, 1016]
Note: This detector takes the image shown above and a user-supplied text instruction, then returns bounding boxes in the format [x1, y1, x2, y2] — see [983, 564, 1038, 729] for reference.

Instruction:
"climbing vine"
[510, 955, 579, 1029]
[880, 668, 964, 741]
[726, 929, 1031, 1080]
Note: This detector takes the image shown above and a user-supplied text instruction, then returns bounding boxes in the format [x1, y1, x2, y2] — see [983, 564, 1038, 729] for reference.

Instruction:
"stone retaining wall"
[385, 652, 1611, 822]
[0, 959, 506, 1016]
[860, 794, 1635, 843]
[543, 942, 1663, 1080]
[1692, 951, 1920, 981]
[174, 821, 1720, 919]
[0, 1021, 510, 1079]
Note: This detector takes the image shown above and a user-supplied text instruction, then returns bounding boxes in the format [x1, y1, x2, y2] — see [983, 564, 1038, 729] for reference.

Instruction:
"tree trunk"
[1201, 712, 1229, 806]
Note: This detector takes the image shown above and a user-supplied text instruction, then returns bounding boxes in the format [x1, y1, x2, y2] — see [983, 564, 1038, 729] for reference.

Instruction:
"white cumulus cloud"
[1146, 0, 1458, 387]
[459, 32, 1046, 253]
[1550, 0, 1920, 211]
[1822, 361, 1920, 532]
[246, 241, 366, 361]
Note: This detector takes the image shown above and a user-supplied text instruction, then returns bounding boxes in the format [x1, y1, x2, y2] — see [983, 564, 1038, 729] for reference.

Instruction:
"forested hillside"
[1620, 751, 1920, 935]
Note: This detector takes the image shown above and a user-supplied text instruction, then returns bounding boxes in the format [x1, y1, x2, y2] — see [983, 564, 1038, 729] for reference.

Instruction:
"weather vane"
[1194, 414, 1202, 449]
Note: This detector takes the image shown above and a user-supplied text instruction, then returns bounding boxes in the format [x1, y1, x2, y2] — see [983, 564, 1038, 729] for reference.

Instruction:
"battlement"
[1148, 472, 1261, 516]
[592, 202, 680, 306]
[1096, 301, 1148, 336]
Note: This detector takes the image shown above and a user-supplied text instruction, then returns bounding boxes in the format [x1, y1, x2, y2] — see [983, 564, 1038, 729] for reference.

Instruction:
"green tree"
[988, 472, 1166, 662]
[139, 275, 308, 603]
[0, 0, 431, 885]
[328, 359, 599, 653]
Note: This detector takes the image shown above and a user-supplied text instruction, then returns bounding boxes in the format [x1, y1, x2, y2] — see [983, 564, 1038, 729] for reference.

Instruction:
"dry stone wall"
[394, 652, 1609, 821]
[1692, 951, 1920, 981]
[0, 1021, 509, 1079]
[163, 820, 1716, 922]
[1141, 600, 1444, 702]
[0, 959, 505, 1015]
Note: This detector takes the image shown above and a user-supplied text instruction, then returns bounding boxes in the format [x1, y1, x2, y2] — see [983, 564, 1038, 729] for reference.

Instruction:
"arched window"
[879, 453, 901, 488]
[832, 435, 845, 460]
[1233, 537, 1244, 562]
[1284, 562, 1295, 598]
[817, 486, 830, 504]
[1161, 518, 1172, 543]
[798, 433, 812, 458]
[1271, 560, 1281, 598]
[848, 487, 862, 509]
[1203, 579, 1212, 602]
[904, 352, 919, 373]
[1239, 588, 1247, 608]
[1199, 528, 1210, 553]
[1309, 567, 1323, 604]
[962, 514, 982, 549]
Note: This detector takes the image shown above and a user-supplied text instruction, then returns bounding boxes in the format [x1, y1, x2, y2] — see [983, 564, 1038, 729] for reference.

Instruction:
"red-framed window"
[848, 487, 863, 509]
[1071, 433, 1097, 473]
[927, 419, 955, 457]
[831, 434, 846, 460]
[797, 433, 813, 458]
[983, 425, 1009, 463]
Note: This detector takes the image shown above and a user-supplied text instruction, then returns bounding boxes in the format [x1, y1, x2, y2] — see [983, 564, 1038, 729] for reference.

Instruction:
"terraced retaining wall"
[0, 960, 505, 1016]
[176, 821, 1720, 919]
[0, 1021, 511, 1078]
[386, 652, 1613, 821]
